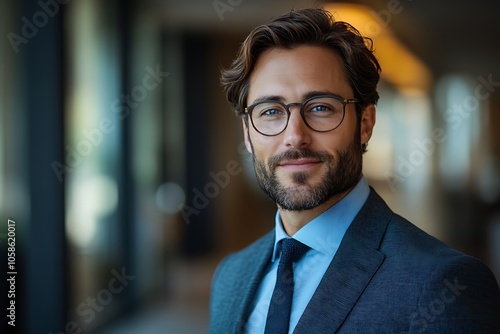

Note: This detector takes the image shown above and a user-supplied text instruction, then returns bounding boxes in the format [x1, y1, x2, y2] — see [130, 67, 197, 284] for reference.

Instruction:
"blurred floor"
[99, 302, 208, 334]
[98, 255, 221, 334]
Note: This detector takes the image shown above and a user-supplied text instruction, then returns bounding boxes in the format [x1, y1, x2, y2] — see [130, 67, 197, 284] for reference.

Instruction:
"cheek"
[330, 116, 359, 146]
[249, 132, 277, 155]
[315, 132, 350, 153]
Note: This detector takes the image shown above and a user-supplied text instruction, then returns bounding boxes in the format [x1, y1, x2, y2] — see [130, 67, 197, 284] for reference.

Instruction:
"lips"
[278, 158, 321, 171]
[268, 149, 327, 171]
[280, 158, 320, 166]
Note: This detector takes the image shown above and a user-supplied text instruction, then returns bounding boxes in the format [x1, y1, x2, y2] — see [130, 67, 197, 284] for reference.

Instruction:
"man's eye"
[252, 101, 286, 117]
[259, 108, 285, 116]
[311, 105, 330, 112]
[309, 105, 334, 113]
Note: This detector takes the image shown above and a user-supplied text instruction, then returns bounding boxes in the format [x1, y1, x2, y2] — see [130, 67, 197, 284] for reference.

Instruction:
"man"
[210, 8, 500, 334]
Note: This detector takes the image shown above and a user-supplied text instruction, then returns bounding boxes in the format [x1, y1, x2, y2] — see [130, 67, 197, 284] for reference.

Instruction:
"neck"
[278, 186, 354, 236]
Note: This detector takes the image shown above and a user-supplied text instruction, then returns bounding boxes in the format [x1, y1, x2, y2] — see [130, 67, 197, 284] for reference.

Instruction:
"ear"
[360, 104, 376, 146]
[242, 118, 253, 154]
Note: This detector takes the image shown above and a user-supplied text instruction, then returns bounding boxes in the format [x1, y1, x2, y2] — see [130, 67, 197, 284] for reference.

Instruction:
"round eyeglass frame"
[244, 94, 359, 136]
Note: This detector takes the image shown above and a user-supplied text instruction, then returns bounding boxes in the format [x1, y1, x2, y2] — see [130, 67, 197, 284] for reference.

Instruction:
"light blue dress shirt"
[244, 177, 370, 334]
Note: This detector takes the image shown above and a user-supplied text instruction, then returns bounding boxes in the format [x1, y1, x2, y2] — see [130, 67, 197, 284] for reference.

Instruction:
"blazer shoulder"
[382, 210, 480, 266]
[352, 189, 500, 331]
[410, 252, 500, 332]
[213, 231, 274, 284]
[363, 188, 498, 291]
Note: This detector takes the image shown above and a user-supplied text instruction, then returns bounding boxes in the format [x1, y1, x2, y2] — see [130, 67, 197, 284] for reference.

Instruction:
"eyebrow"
[250, 95, 286, 105]
[303, 90, 339, 100]
[249, 90, 341, 106]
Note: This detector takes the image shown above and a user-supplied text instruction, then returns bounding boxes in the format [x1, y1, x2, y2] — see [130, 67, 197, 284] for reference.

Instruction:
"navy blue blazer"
[210, 188, 500, 333]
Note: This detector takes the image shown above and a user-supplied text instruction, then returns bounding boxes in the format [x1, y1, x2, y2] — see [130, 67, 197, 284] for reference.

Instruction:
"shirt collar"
[272, 176, 370, 261]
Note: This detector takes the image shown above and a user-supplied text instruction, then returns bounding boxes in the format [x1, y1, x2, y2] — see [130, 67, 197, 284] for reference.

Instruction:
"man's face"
[243, 45, 375, 211]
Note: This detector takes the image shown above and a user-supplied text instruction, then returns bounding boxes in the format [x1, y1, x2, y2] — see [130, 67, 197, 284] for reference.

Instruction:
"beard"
[252, 134, 363, 212]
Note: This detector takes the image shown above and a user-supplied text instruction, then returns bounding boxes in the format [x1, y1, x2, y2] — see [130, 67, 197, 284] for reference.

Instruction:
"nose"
[282, 105, 311, 149]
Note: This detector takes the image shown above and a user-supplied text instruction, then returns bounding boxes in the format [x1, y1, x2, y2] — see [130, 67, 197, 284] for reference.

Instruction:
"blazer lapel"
[294, 189, 391, 333]
[230, 232, 274, 333]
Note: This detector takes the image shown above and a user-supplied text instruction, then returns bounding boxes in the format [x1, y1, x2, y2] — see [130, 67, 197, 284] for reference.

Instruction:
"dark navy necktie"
[264, 238, 310, 334]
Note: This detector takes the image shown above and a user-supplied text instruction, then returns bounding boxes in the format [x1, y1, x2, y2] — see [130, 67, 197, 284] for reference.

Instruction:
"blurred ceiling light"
[155, 182, 186, 214]
[325, 4, 432, 94]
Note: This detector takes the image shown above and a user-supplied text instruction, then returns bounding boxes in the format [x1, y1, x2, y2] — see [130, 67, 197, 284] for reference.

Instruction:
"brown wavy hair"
[220, 8, 381, 120]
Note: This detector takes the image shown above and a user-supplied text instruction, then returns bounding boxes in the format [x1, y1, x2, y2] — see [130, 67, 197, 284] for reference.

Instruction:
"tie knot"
[280, 238, 310, 264]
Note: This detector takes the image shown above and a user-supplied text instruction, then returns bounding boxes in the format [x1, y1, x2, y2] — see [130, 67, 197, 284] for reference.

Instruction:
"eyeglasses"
[244, 94, 359, 136]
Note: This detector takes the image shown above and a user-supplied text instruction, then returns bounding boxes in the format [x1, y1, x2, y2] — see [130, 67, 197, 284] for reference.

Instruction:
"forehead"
[248, 45, 352, 104]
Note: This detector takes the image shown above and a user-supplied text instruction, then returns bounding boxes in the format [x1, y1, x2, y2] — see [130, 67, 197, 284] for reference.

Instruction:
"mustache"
[267, 149, 331, 168]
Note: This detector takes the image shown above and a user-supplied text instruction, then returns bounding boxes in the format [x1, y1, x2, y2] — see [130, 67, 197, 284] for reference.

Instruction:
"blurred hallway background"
[1, 0, 500, 333]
